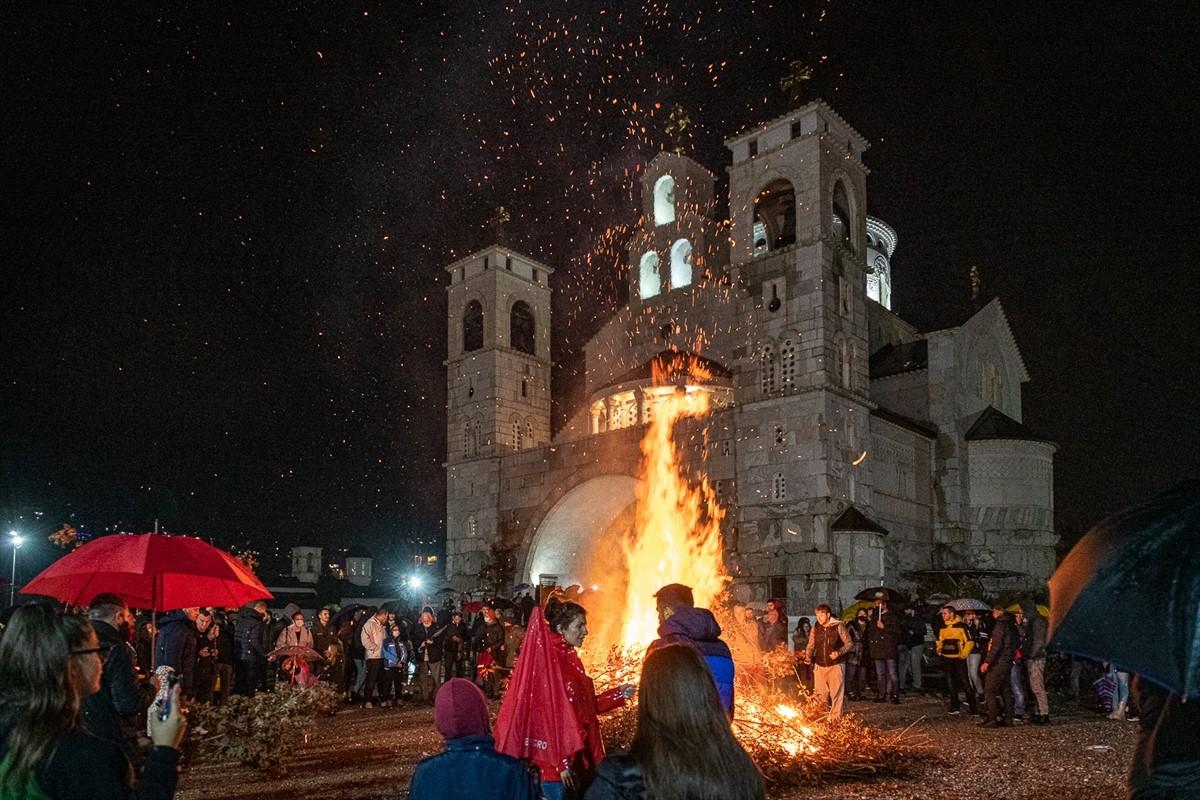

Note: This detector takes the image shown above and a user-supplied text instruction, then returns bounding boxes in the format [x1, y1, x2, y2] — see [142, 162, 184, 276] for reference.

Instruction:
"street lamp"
[8, 530, 23, 607]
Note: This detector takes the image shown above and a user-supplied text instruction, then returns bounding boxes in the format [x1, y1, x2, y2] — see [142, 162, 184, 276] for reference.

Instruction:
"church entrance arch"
[524, 475, 638, 588]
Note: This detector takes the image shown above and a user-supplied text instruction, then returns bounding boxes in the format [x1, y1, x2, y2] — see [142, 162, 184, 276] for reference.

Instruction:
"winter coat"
[212, 619, 235, 665]
[648, 607, 736, 718]
[1020, 599, 1049, 660]
[412, 622, 446, 663]
[903, 613, 927, 648]
[963, 619, 989, 652]
[443, 621, 470, 657]
[0, 716, 179, 800]
[805, 620, 854, 668]
[935, 617, 974, 660]
[408, 734, 539, 800]
[311, 620, 340, 658]
[847, 619, 869, 663]
[543, 631, 626, 786]
[235, 606, 268, 662]
[474, 620, 506, 666]
[864, 609, 902, 661]
[382, 635, 407, 669]
[586, 752, 648, 800]
[360, 616, 387, 660]
[82, 620, 145, 762]
[983, 615, 1018, 667]
[274, 624, 314, 652]
[153, 611, 197, 695]
[1128, 676, 1200, 798]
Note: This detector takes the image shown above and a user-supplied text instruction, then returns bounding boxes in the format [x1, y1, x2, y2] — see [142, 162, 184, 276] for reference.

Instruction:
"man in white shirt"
[359, 607, 388, 708]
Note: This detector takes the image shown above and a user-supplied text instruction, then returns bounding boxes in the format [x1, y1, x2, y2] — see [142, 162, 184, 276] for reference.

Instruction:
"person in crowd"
[586, 644, 765, 800]
[756, 605, 788, 653]
[936, 606, 978, 716]
[899, 605, 926, 693]
[134, 615, 155, 675]
[359, 607, 388, 709]
[503, 610, 526, 667]
[154, 607, 199, 700]
[234, 600, 269, 696]
[647, 583, 735, 718]
[275, 610, 313, 651]
[443, 610, 471, 679]
[1018, 597, 1051, 725]
[408, 678, 539, 800]
[1009, 607, 1029, 721]
[792, 617, 813, 692]
[192, 610, 218, 704]
[1105, 662, 1135, 721]
[0, 603, 186, 800]
[311, 607, 343, 688]
[413, 608, 447, 703]
[518, 591, 536, 628]
[803, 604, 854, 720]
[846, 609, 871, 700]
[474, 604, 507, 699]
[84, 594, 148, 763]
[865, 599, 902, 704]
[378, 621, 407, 707]
[272, 610, 315, 686]
[978, 605, 1017, 728]
[961, 609, 987, 708]
[1126, 676, 1200, 798]
[210, 611, 235, 705]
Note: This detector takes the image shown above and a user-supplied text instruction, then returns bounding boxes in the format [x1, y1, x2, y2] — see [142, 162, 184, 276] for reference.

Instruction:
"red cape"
[494, 607, 584, 777]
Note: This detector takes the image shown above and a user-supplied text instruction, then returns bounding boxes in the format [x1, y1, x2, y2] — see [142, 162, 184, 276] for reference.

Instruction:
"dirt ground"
[175, 694, 1137, 800]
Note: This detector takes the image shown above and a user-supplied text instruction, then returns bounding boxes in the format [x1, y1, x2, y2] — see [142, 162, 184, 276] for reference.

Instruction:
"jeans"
[873, 658, 898, 698]
[1026, 657, 1050, 716]
[1009, 662, 1027, 716]
[1111, 669, 1130, 707]
[353, 658, 367, 695]
[897, 645, 909, 686]
[908, 644, 924, 689]
[966, 653, 983, 696]
[541, 782, 566, 800]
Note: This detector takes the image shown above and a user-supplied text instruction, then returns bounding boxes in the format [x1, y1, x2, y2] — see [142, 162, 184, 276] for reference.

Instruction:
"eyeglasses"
[70, 644, 113, 656]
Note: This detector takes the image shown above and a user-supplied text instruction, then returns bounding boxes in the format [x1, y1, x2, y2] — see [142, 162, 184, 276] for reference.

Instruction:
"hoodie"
[648, 607, 736, 717]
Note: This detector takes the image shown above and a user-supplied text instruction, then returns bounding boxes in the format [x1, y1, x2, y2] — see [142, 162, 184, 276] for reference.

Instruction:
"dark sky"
[3, 3, 1197, 576]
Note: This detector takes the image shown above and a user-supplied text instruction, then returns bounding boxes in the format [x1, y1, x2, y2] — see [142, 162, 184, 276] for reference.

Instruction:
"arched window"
[759, 343, 777, 395]
[462, 300, 483, 352]
[639, 252, 661, 299]
[771, 472, 787, 502]
[832, 180, 853, 252]
[780, 337, 796, 388]
[590, 401, 607, 434]
[510, 301, 535, 355]
[525, 418, 534, 446]
[670, 238, 693, 289]
[512, 416, 524, 450]
[653, 174, 676, 226]
[753, 180, 797, 252]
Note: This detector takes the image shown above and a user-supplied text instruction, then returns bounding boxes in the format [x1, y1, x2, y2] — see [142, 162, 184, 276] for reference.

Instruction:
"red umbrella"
[21, 532, 272, 611]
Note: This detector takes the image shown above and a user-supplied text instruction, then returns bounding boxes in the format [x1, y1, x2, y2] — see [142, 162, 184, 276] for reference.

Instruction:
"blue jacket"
[153, 611, 197, 694]
[235, 606, 267, 661]
[408, 734, 538, 800]
[649, 607, 736, 718]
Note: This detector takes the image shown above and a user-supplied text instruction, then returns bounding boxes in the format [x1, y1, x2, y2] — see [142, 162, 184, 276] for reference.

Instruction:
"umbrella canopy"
[840, 600, 874, 622]
[947, 597, 991, 612]
[435, 586, 458, 596]
[854, 586, 907, 605]
[330, 604, 368, 626]
[267, 645, 324, 662]
[1049, 481, 1200, 698]
[511, 582, 532, 592]
[1006, 603, 1050, 618]
[21, 532, 272, 611]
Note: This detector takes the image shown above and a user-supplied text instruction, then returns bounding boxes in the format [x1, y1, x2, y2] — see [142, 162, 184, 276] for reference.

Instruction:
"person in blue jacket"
[647, 583, 736, 718]
[408, 678, 538, 800]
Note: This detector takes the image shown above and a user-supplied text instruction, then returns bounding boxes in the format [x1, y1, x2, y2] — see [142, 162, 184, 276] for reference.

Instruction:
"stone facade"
[444, 100, 1057, 610]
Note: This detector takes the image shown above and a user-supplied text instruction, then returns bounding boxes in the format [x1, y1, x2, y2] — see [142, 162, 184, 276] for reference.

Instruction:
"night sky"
[3, 3, 1197, 577]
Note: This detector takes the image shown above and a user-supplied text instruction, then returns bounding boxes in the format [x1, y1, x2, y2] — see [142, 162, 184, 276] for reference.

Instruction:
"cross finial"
[489, 205, 511, 244]
[665, 104, 691, 155]
[781, 61, 813, 108]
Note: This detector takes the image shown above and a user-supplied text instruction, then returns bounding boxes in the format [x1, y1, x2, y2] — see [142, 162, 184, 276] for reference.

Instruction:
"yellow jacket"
[936, 617, 974, 660]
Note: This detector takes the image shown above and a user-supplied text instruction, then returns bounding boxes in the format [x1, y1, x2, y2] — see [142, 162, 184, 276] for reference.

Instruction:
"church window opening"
[839, 275, 852, 318]
[670, 238, 693, 289]
[771, 472, 787, 502]
[781, 337, 796, 387]
[653, 175, 676, 226]
[521, 378, 528, 398]
[505, 255, 513, 270]
[467, 375, 475, 398]
[462, 300, 484, 353]
[832, 180, 854, 252]
[533, 269, 539, 282]
[753, 180, 797, 253]
[639, 252, 662, 299]
[510, 301, 536, 355]
[753, 221, 769, 256]
[774, 424, 786, 445]
[760, 343, 777, 395]
[748, 139, 759, 157]
[512, 416, 524, 450]
[467, 515, 478, 537]
[525, 418, 534, 445]
[590, 401, 607, 434]
[722, 439, 731, 457]
[980, 361, 1003, 408]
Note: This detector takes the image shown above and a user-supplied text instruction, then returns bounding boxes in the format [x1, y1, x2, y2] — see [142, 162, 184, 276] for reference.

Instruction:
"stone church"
[443, 99, 1056, 610]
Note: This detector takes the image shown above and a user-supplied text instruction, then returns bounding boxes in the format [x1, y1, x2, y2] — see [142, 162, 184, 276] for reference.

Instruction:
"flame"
[618, 353, 729, 648]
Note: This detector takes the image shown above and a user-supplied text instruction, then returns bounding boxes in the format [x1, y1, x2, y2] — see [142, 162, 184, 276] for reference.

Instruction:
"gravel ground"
[175, 694, 1137, 800]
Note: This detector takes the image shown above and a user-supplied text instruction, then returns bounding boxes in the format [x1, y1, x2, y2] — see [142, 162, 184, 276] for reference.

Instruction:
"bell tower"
[445, 245, 553, 580]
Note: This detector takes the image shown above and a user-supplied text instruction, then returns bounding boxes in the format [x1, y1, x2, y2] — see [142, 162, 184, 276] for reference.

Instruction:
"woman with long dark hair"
[0, 603, 185, 800]
[586, 644, 765, 800]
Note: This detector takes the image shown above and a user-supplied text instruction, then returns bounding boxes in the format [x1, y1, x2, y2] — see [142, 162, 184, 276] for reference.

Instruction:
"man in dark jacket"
[865, 600, 903, 703]
[312, 606, 343, 687]
[473, 604, 507, 699]
[1019, 596, 1052, 724]
[154, 607, 199, 697]
[443, 610, 471, 679]
[899, 606, 927, 693]
[84, 593, 149, 762]
[649, 583, 736, 718]
[408, 678, 538, 800]
[979, 605, 1017, 727]
[234, 601, 269, 695]
[413, 608, 447, 703]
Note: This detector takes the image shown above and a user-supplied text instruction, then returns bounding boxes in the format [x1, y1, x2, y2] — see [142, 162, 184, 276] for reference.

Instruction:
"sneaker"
[948, 709, 962, 716]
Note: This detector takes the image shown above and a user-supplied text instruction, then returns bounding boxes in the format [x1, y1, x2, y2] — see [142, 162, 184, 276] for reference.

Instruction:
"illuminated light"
[852, 449, 868, 466]
[408, 574, 424, 590]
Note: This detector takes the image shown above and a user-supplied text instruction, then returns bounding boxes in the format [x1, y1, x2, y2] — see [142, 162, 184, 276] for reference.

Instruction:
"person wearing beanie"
[408, 678, 539, 800]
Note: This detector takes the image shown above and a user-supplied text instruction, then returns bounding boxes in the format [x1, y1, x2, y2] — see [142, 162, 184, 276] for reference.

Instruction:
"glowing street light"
[8, 530, 23, 607]
[408, 574, 424, 591]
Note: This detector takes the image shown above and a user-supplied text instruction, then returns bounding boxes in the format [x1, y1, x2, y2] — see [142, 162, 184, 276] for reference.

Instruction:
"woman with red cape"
[495, 597, 634, 800]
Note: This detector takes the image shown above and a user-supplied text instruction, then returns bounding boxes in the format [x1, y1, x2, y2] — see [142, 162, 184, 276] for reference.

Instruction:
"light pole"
[8, 530, 22, 607]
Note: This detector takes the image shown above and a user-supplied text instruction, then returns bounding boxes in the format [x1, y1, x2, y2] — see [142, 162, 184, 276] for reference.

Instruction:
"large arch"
[524, 474, 638, 588]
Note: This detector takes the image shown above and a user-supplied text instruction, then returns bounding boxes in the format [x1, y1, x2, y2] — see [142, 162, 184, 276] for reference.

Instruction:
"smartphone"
[159, 672, 180, 721]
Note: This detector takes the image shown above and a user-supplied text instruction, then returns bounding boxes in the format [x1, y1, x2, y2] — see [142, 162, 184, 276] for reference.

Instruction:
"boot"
[1108, 702, 1126, 721]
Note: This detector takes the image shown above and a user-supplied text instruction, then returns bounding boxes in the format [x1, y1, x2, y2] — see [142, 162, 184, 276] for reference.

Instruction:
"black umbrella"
[435, 587, 458, 596]
[854, 586, 907, 605]
[1049, 481, 1200, 698]
[330, 603, 368, 627]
